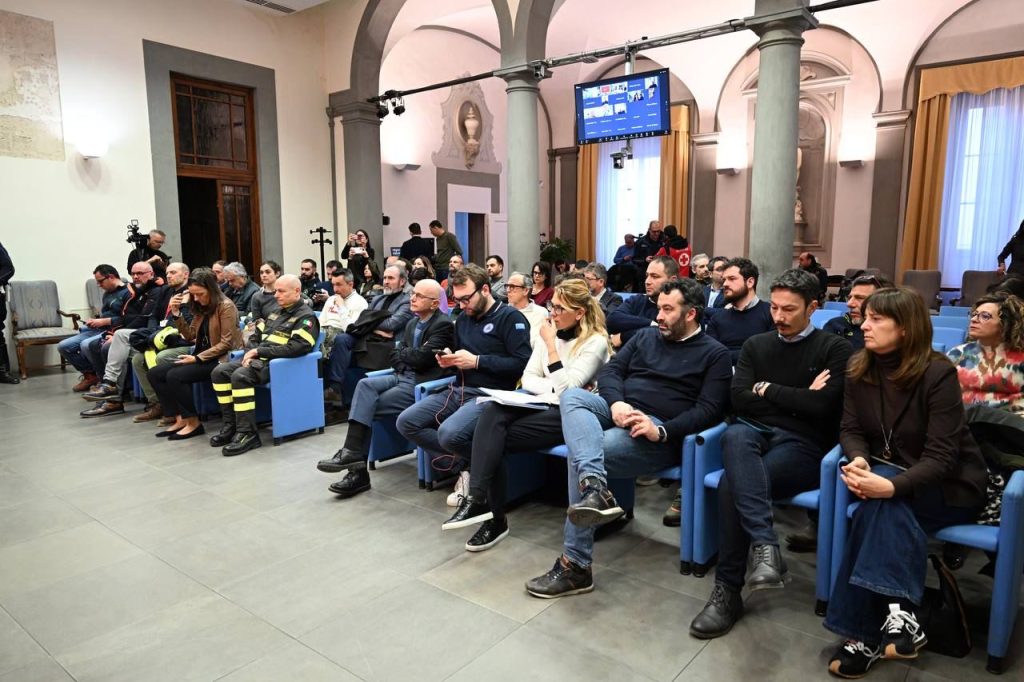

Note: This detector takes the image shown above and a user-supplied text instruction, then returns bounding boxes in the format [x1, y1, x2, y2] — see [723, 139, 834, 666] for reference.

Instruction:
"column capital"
[690, 132, 721, 147]
[330, 100, 382, 127]
[745, 6, 818, 46]
[872, 110, 912, 128]
[495, 64, 549, 93]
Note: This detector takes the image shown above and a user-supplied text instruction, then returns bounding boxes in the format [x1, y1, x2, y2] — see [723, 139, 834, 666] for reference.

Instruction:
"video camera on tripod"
[126, 219, 171, 269]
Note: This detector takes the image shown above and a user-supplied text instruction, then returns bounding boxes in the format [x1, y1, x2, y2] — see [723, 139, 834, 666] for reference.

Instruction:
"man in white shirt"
[505, 271, 547, 346]
[320, 269, 368, 354]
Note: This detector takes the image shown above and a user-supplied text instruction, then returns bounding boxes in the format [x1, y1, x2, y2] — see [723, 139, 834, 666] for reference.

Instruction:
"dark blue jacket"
[606, 294, 658, 343]
[454, 301, 532, 390]
[100, 286, 130, 328]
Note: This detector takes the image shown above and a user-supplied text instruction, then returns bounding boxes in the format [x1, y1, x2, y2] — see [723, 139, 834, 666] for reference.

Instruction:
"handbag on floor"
[918, 554, 972, 658]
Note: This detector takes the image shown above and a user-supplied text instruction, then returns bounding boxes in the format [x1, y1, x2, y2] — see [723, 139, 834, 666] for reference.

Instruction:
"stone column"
[332, 100, 384, 266]
[689, 132, 720, 256]
[746, 1, 817, 295]
[867, 110, 911, 279]
[501, 69, 543, 274]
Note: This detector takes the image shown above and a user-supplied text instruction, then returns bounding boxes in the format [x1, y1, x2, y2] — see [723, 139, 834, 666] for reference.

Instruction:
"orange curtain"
[575, 144, 599, 262]
[659, 104, 690, 234]
[901, 56, 1024, 273]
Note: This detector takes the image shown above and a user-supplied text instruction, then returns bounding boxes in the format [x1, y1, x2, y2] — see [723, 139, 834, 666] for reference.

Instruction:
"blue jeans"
[396, 384, 488, 463]
[80, 333, 111, 378]
[560, 388, 679, 567]
[714, 422, 822, 589]
[57, 328, 103, 372]
[824, 465, 980, 645]
[349, 372, 417, 428]
[326, 333, 357, 389]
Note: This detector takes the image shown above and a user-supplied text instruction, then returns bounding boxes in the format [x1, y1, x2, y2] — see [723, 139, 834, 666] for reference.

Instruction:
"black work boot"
[0, 345, 19, 384]
[525, 555, 594, 599]
[316, 447, 366, 473]
[328, 468, 371, 498]
[210, 408, 236, 447]
[747, 544, 788, 591]
[566, 476, 624, 527]
[222, 431, 261, 457]
[689, 582, 744, 639]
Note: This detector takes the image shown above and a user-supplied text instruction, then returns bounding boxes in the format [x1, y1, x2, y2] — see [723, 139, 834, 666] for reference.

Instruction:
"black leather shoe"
[80, 401, 125, 418]
[0, 371, 20, 385]
[690, 582, 744, 639]
[328, 468, 371, 498]
[465, 517, 508, 552]
[222, 432, 261, 457]
[443, 496, 493, 530]
[566, 476, 623, 527]
[209, 425, 236, 447]
[168, 425, 206, 441]
[525, 556, 594, 599]
[316, 447, 365, 473]
[747, 544, 788, 591]
[785, 521, 818, 554]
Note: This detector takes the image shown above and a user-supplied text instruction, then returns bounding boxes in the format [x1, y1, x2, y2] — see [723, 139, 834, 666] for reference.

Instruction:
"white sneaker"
[446, 470, 470, 507]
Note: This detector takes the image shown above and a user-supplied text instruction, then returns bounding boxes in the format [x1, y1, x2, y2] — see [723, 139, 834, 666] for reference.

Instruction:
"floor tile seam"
[207, 638, 370, 682]
[414, 574, 541, 626]
[0, 601, 71, 669]
[438, 624, 522, 681]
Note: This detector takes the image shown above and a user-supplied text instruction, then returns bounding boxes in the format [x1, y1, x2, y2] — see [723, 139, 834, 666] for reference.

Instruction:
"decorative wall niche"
[431, 76, 502, 175]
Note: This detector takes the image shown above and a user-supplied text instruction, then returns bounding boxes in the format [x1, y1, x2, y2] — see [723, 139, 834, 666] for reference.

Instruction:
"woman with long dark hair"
[148, 268, 243, 440]
[359, 261, 383, 300]
[824, 287, 987, 677]
[530, 260, 554, 308]
[342, 229, 376, 285]
[997, 219, 1024, 277]
[441, 278, 611, 551]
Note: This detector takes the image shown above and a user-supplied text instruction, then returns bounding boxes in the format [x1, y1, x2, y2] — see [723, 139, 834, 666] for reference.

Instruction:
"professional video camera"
[126, 219, 149, 250]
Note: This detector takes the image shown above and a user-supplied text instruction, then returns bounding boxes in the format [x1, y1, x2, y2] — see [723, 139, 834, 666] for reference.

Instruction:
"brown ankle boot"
[73, 373, 99, 392]
[133, 403, 163, 423]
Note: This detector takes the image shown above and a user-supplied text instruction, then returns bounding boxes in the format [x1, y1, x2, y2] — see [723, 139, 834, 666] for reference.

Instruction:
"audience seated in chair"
[317, 268, 368, 365]
[583, 262, 622, 316]
[606, 255, 678, 349]
[690, 269, 852, 639]
[504, 271, 548, 347]
[525, 279, 732, 599]
[823, 287, 986, 678]
[442, 278, 612, 553]
[821, 274, 891, 351]
[607, 232, 638, 292]
[222, 262, 260, 316]
[80, 262, 186, 417]
[704, 257, 775, 365]
[703, 256, 729, 312]
[208, 274, 320, 456]
[148, 268, 242, 441]
[316, 278, 454, 497]
[396, 264, 532, 502]
[247, 260, 283, 322]
[58, 264, 130, 392]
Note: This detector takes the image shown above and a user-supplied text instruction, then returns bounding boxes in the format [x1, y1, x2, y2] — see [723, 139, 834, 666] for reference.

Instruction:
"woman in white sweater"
[442, 278, 611, 552]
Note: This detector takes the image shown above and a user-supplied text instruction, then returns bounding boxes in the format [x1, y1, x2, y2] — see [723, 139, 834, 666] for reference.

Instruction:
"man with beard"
[798, 252, 829, 303]
[690, 269, 851, 639]
[485, 255, 507, 302]
[299, 258, 330, 310]
[525, 279, 731, 598]
[822, 274, 889, 350]
[691, 253, 711, 285]
[397, 263, 532, 487]
[583, 262, 623, 316]
[606, 256, 678, 349]
[632, 219, 668, 287]
[704, 256, 729, 311]
[705, 258, 774, 365]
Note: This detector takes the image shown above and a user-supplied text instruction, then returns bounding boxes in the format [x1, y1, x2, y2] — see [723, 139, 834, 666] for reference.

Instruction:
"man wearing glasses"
[59, 264, 130, 392]
[317, 279, 455, 497]
[397, 264, 532, 485]
[504, 271, 548, 346]
[583, 262, 622, 316]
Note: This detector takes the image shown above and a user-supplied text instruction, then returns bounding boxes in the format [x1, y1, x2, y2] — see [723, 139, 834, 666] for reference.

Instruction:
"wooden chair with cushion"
[8, 280, 81, 379]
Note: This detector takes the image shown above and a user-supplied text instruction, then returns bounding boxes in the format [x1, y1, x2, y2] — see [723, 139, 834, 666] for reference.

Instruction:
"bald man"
[209, 274, 320, 456]
[317, 278, 455, 498]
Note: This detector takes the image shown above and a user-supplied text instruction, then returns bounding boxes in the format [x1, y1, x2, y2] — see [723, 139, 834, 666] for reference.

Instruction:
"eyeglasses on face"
[969, 310, 996, 322]
[506, 283, 527, 290]
[532, 271, 543, 276]
[550, 304, 574, 315]
[453, 286, 480, 305]
[410, 292, 438, 301]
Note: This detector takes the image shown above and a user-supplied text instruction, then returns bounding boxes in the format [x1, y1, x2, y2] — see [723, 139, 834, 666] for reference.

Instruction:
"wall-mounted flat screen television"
[574, 68, 671, 146]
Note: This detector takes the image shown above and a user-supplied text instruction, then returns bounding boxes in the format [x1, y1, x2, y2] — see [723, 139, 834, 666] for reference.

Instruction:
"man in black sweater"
[526, 279, 732, 599]
[606, 256, 678, 348]
[690, 269, 852, 640]
[397, 264, 532, 530]
[705, 257, 775, 365]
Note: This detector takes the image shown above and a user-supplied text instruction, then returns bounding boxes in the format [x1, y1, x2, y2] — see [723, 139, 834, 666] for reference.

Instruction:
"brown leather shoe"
[158, 416, 176, 426]
[133, 403, 163, 423]
[73, 373, 99, 392]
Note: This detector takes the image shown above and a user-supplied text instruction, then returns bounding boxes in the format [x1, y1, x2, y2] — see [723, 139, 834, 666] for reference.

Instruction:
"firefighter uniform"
[210, 301, 320, 444]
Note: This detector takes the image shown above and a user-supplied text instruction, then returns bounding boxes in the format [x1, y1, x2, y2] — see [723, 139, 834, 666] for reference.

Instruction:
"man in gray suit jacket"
[584, 262, 623, 316]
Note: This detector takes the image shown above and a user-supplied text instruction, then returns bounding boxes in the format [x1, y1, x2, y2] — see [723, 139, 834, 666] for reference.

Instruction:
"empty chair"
[939, 305, 971, 317]
[811, 309, 843, 328]
[7, 280, 80, 379]
[86, 278, 104, 317]
[823, 301, 847, 311]
[932, 326, 967, 352]
[902, 270, 941, 311]
[959, 270, 1002, 306]
[932, 315, 969, 333]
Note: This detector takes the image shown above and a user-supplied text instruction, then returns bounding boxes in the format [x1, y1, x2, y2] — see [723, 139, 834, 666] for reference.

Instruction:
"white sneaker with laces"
[446, 470, 470, 507]
[880, 603, 927, 659]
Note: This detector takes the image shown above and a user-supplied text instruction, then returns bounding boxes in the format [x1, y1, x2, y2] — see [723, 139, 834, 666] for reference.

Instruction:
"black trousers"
[468, 403, 565, 520]
[149, 360, 217, 418]
[210, 360, 271, 433]
[0, 290, 9, 370]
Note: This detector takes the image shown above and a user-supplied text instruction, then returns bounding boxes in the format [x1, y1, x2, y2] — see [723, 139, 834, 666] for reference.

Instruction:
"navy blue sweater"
[454, 301, 532, 389]
[598, 328, 732, 441]
[705, 299, 775, 365]
[606, 294, 658, 343]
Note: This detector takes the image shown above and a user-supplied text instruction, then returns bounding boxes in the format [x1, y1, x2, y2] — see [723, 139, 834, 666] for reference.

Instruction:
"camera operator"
[127, 228, 170, 280]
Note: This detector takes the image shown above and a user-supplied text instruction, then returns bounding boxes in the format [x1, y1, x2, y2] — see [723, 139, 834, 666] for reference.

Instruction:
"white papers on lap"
[475, 388, 550, 410]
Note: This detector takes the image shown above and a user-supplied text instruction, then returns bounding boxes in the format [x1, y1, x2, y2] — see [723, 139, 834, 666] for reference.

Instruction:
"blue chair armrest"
[367, 368, 395, 378]
[229, 349, 244, 360]
[415, 376, 456, 401]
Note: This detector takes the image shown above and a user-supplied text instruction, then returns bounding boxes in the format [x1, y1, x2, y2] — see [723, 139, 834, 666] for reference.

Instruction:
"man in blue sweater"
[690, 269, 852, 639]
[398, 264, 532, 545]
[526, 279, 732, 598]
[606, 255, 678, 349]
[705, 257, 775, 365]
[59, 264, 130, 392]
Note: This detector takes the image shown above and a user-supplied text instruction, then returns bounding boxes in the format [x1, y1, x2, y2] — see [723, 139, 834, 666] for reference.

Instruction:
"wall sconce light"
[392, 163, 421, 172]
[839, 159, 864, 169]
[78, 138, 109, 160]
[716, 167, 739, 176]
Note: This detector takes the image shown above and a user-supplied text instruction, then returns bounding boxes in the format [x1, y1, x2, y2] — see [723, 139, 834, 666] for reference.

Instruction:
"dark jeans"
[326, 333, 357, 389]
[824, 466, 980, 645]
[468, 403, 564, 520]
[715, 422, 823, 589]
[149, 360, 217, 419]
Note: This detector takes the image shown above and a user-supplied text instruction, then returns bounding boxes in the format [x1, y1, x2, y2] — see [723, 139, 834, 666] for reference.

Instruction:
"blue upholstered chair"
[932, 315, 970, 333]
[932, 326, 968, 353]
[7, 280, 80, 379]
[362, 368, 416, 469]
[939, 305, 971, 317]
[811, 309, 844, 328]
[824, 301, 848, 311]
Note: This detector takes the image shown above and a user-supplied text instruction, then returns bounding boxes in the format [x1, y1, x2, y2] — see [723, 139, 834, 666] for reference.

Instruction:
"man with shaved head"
[209, 273, 320, 456]
[317, 278, 454, 497]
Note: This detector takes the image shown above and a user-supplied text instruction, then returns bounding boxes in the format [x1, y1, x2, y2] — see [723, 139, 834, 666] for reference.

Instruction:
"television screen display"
[574, 68, 671, 146]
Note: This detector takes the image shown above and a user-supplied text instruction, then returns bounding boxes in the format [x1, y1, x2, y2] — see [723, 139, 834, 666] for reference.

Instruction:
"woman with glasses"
[530, 260, 554, 309]
[441, 278, 611, 551]
[824, 288, 986, 677]
[947, 293, 1024, 414]
[149, 268, 243, 441]
[248, 260, 282, 322]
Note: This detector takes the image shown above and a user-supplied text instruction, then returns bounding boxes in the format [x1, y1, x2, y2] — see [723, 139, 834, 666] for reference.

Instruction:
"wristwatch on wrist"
[656, 425, 668, 443]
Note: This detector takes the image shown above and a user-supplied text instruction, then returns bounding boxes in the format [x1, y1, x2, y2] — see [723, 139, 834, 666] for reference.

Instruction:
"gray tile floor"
[0, 371, 1018, 681]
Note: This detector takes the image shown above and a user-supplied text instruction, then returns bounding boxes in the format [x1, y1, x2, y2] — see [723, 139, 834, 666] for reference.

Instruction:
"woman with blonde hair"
[441, 277, 612, 551]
